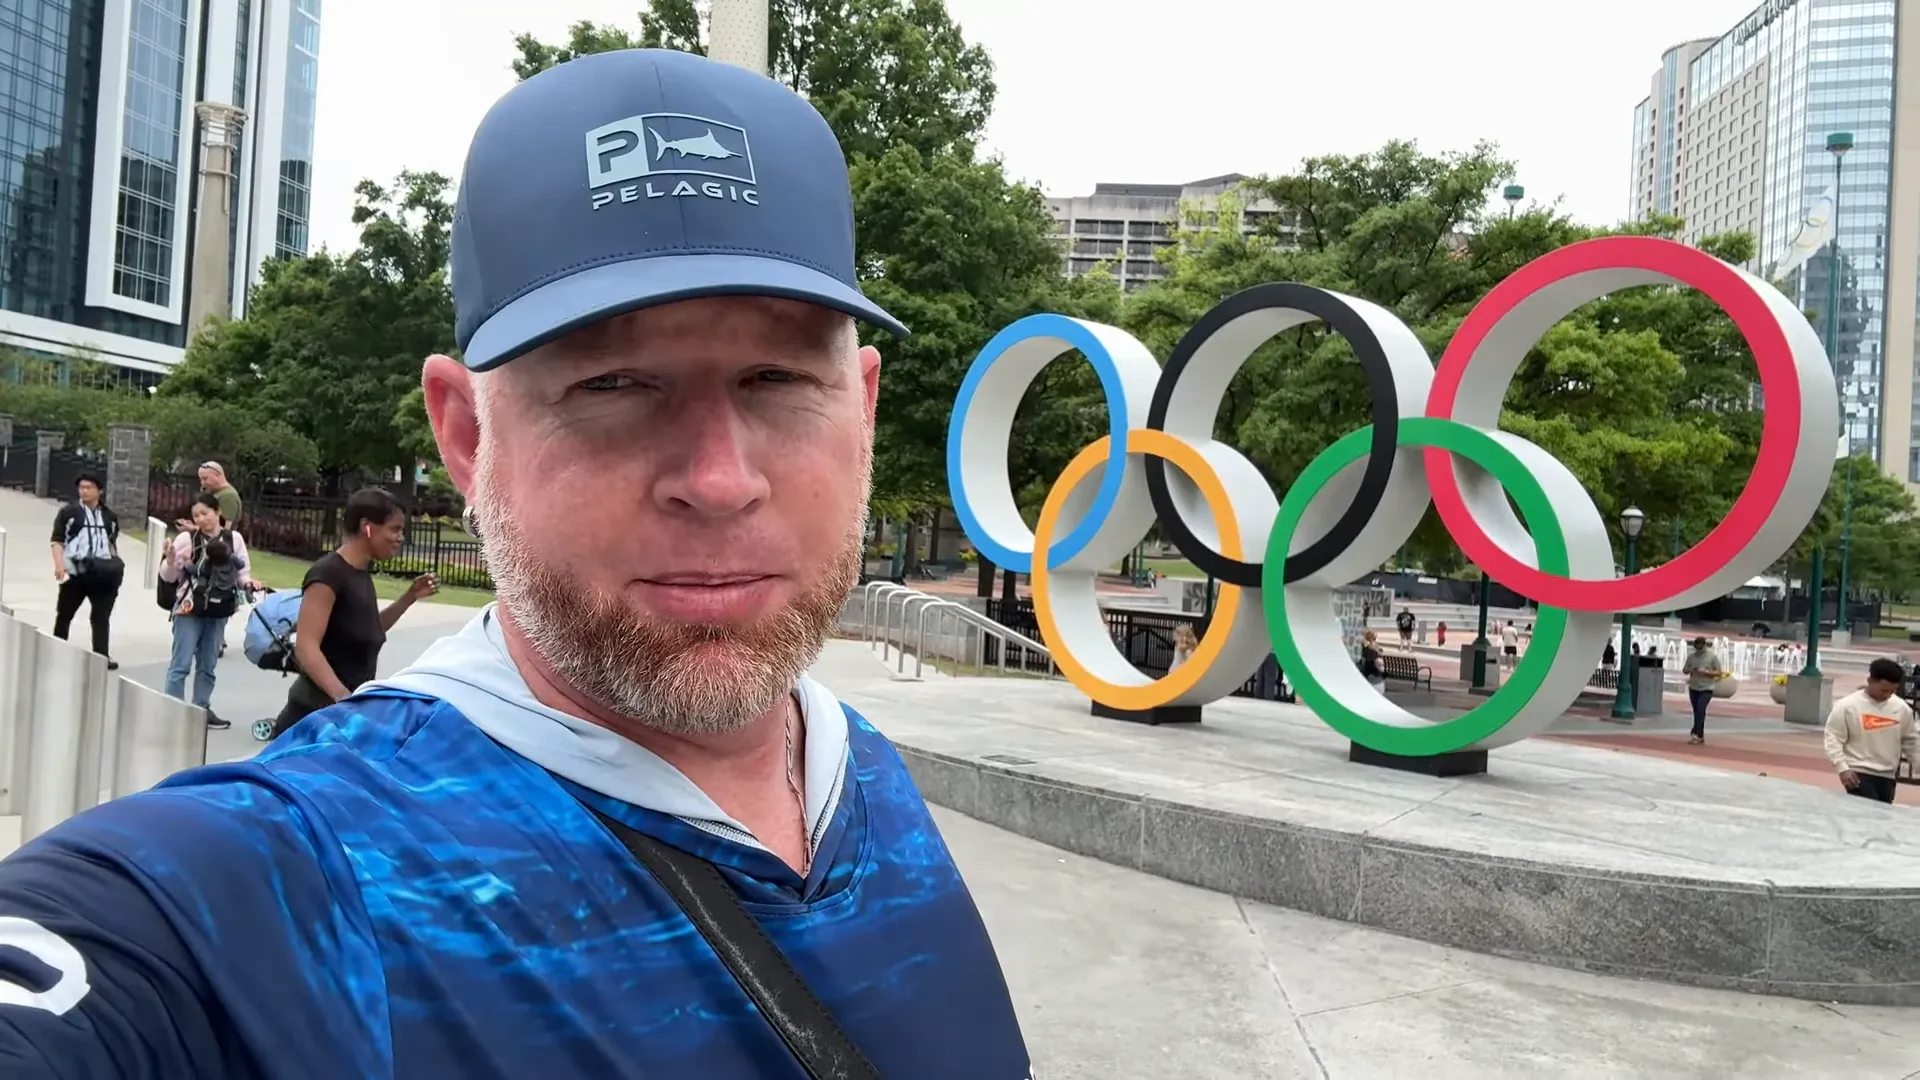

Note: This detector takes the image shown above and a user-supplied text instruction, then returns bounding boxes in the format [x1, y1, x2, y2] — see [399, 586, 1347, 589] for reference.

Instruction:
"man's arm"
[1902, 704, 1920, 773]
[46, 506, 70, 580]
[1824, 699, 1858, 788]
[0, 784, 388, 1077]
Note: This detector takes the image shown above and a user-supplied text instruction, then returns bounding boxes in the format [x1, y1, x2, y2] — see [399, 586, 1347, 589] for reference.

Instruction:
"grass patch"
[246, 550, 496, 609]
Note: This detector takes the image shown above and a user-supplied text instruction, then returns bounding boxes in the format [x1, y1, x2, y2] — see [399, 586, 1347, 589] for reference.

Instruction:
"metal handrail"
[854, 580, 1056, 680]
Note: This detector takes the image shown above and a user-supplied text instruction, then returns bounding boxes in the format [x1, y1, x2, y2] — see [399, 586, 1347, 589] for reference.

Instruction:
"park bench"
[914, 557, 970, 582]
[1381, 654, 1432, 691]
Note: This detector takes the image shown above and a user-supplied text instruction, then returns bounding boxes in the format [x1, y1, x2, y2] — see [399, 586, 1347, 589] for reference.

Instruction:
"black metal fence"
[983, 598, 1297, 703]
[146, 470, 495, 591]
[0, 438, 34, 490]
[46, 447, 106, 498]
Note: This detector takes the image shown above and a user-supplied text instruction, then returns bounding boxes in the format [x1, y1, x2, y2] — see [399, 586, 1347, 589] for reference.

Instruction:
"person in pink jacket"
[159, 493, 264, 729]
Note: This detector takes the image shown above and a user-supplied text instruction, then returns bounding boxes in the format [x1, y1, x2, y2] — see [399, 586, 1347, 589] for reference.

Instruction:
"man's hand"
[1839, 769, 1861, 790]
[406, 574, 439, 602]
[53, 565, 67, 583]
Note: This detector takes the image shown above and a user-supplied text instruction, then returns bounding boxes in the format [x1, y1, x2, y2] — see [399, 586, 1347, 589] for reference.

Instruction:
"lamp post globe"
[1610, 506, 1645, 720]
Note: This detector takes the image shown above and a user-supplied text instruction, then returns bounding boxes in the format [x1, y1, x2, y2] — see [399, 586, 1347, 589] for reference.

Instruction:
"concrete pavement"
[947, 807, 1920, 1079]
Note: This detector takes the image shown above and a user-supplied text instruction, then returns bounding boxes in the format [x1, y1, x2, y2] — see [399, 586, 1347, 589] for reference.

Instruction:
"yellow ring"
[1031, 428, 1244, 711]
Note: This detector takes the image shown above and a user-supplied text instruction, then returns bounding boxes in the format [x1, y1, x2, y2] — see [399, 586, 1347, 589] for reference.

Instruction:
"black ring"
[1144, 283, 1403, 588]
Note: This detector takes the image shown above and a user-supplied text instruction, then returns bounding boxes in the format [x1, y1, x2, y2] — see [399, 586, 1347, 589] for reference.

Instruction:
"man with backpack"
[159, 493, 263, 728]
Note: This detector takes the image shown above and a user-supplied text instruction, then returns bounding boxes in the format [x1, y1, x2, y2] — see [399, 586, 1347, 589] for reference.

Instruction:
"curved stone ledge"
[897, 744, 1920, 1006]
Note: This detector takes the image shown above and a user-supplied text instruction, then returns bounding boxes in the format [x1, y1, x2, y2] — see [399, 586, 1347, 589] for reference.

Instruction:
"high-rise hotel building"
[0, 0, 322, 385]
[1627, 0, 1920, 486]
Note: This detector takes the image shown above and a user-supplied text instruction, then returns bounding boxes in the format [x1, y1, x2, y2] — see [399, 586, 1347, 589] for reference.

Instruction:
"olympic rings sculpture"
[947, 236, 1838, 757]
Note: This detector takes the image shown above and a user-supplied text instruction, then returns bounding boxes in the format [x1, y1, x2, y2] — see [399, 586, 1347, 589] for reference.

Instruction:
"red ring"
[1424, 236, 1803, 612]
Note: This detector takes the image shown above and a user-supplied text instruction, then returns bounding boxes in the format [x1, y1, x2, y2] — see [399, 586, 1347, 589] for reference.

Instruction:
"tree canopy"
[157, 171, 457, 488]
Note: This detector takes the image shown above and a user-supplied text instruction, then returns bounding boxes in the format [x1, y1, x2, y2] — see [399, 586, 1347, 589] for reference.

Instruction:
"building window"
[110, 0, 192, 309]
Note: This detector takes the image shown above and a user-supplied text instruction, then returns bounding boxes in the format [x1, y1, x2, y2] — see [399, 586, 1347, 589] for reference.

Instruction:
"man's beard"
[470, 449, 865, 738]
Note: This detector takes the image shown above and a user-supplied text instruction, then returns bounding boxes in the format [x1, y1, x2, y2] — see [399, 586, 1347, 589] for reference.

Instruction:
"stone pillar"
[185, 102, 247, 342]
[33, 430, 64, 498]
[707, 0, 769, 75]
[106, 425, 152, 523]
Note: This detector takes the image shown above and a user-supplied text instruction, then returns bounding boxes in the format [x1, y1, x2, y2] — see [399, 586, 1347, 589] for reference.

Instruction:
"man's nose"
[651, 406, 770, 517]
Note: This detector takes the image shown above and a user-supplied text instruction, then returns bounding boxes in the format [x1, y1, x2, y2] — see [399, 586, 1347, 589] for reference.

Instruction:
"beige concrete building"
[1628, 0, 1920, 490]
[1044, 174, 1296, 293]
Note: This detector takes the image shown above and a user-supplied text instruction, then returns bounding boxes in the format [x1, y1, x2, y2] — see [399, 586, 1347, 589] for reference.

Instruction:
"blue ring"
[947, 314, 1134, 574]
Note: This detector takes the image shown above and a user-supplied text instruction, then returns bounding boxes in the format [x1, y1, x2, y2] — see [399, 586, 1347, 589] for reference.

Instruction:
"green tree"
[511, 0, 993, 163]
[511, 0, 1072, 589]
[1123, 142, 1779, 579]
[160, 171, 456, 487]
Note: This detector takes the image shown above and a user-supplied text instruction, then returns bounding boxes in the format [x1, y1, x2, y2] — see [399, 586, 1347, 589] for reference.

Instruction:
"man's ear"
[857, 344, 881, 428]
[422, 355, 481, 497]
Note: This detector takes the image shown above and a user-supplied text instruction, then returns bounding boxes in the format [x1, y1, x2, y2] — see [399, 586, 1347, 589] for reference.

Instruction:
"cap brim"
[462, 253, 908, 371]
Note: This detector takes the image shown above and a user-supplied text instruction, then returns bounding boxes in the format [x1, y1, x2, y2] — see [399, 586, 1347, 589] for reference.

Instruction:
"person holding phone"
[270, 487, 438, 738]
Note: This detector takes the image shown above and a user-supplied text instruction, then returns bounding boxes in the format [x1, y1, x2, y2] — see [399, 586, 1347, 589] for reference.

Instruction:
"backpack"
[186, 530, 242, 620]
[244, 590, 303, 673]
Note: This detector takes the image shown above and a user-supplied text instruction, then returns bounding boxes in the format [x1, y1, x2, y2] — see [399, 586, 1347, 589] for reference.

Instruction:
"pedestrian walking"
[47, 472, 124, 669]
[1825, 658, 1920, 804]
[269, 488, 437, 738]
[1681, 636, 1723, 744]
[160, 494, 262, 728]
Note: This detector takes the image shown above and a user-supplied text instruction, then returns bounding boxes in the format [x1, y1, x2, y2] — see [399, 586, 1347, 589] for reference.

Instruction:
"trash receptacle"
[1633, 655, 1666, 717]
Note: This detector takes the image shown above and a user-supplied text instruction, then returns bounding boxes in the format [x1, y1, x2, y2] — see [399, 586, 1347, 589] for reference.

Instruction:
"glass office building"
[1630, 0, 1920, 486]
[0, 0, 324, 378]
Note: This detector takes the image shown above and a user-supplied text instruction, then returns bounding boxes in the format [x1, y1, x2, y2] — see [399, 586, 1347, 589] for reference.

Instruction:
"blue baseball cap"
[451, 48, 907, 371]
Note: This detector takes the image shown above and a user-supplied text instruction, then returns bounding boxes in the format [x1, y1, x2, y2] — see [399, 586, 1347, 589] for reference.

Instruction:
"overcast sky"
[304, 0, 1758, 254]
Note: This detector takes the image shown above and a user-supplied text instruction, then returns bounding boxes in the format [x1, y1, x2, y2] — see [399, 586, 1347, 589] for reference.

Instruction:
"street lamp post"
[1504, 184, 1524, 220]
[1611, 506, 1645, 720]
[1470, 573, 1492, 690]
[1827, 130, 1854, 647]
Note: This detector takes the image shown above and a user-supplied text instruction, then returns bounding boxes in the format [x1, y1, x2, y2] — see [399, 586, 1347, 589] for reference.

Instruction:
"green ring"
[1261, 416, 1571, 756]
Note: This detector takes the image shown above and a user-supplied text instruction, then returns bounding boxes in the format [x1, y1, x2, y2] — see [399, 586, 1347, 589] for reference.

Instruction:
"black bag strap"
[587, 807, 884, 1080]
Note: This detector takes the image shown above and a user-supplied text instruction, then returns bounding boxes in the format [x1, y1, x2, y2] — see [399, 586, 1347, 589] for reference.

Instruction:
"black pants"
[52, 572, 120, 657]
[1848, 773, 1898, 803]
[270, 677, 334, 739]
[1687, 688, 1713, 737]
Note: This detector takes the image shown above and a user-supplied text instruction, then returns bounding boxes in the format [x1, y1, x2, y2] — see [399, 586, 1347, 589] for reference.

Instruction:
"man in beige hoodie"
[1824, 657, 1920, 804]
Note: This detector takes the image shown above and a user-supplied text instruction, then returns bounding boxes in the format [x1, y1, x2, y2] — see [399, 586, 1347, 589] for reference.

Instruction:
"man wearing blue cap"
[0, 51, 1030, 1080]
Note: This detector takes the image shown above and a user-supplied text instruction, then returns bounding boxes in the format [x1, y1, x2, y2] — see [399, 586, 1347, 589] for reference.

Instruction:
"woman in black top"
[47, 473, 124, 669]
[271, 488, 437, 738]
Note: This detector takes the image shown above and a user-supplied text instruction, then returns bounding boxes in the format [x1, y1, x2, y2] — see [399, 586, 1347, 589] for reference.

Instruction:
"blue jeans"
[1688, 687, 1713, 737]
[165, 614, 228, 709]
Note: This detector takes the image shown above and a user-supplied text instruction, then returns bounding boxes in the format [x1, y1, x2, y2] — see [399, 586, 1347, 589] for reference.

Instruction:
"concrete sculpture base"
[1092, 701, 1201, 726]
[831, 663, 1920, 1008]
[1349, 741, 1488, 777]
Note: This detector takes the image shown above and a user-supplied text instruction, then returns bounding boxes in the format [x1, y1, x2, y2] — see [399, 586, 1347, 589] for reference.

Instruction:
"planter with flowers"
[1769, 674, 1789, 704]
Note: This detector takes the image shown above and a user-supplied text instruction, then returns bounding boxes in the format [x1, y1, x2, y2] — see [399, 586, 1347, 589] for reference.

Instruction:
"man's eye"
[576, 373, 637, 391]
[752, 369, 805, 385]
